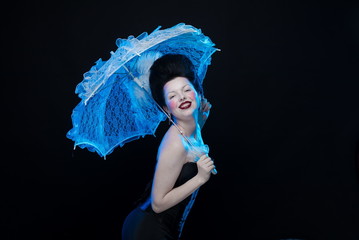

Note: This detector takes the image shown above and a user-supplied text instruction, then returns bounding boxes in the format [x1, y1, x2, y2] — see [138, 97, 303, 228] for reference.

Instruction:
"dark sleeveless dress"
[121, 162, 198, 240]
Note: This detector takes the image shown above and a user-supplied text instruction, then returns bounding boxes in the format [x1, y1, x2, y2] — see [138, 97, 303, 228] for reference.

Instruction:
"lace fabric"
[67, 23, 219, 158]
[76, 23, 218, 105]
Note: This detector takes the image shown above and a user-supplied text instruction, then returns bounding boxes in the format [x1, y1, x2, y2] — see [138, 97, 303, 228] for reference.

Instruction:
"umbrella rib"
[70, 24, 218, 175]
[123, 65, 135, 79]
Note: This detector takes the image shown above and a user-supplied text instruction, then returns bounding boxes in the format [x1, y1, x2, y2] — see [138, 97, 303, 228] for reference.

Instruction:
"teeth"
[180, 102, 191, 109]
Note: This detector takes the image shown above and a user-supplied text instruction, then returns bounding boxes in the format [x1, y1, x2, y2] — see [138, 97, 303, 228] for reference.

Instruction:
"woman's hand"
[196, 154, 215, 184]
[198, 97, 212, 129]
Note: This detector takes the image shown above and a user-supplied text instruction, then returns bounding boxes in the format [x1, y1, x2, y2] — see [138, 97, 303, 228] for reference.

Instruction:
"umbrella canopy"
[67, 23, 219, 158]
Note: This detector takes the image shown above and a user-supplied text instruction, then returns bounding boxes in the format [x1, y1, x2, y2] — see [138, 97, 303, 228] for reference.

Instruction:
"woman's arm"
[150, 129, 213, 213]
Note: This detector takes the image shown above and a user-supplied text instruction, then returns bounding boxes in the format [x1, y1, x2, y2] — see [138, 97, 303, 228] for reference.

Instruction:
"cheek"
[189, 91, 200, 106]
[168, 100, 177, 110]
[188, 92, 196, 100]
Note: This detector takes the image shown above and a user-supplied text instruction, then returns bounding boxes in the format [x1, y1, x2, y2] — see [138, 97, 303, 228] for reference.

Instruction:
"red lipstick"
[179, 101, 192, 109]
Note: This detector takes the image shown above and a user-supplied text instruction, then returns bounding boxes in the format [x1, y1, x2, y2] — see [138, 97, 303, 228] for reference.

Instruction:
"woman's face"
[163, 77, 200, 121]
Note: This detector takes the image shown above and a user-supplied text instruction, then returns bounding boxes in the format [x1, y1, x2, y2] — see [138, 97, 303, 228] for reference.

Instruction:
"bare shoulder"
[157, 126, 187, 165]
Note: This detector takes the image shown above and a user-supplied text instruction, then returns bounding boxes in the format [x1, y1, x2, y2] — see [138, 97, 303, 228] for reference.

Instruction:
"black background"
[3, 0, 359, 239]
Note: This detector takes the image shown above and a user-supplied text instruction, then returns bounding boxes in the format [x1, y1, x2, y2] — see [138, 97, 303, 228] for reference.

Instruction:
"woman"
[121, 54, 215, 240]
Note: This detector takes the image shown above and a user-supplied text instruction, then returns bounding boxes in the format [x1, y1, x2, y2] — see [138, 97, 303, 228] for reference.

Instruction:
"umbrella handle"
[208, 158, 217, 175]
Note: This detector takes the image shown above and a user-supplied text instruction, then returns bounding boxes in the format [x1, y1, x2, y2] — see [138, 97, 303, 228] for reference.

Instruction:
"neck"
[159, 106, 200, 139]
[173, 118, 199, 138]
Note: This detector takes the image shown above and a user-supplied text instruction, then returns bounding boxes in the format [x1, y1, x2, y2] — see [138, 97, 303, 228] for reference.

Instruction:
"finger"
[202, 158, 213, 165]
[204, 160, 214, 167]
[203, 106, 210, 113]
[204, 103, 212, 112]
[198, 154, 209, 160]
[202, 103, 209, 111]
[202, 112, 209, 118]
[205, 163, 215, 172]
[201, 102, 207, 108]
[198, 158, 210, 166]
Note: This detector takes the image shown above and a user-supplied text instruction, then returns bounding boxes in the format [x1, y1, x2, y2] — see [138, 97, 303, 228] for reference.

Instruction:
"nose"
[179, 93, 186, 101]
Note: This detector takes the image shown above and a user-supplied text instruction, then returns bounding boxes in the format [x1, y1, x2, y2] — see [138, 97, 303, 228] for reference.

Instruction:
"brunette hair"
[149, 54, 203, 107]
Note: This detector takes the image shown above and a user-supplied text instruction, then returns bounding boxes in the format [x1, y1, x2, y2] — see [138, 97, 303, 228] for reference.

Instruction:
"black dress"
[121, 162, 198, 240]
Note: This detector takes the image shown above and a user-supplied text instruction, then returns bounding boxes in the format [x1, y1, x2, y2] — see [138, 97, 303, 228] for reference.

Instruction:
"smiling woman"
[164, 77, 199, 114]
[121, 54, 216, 240]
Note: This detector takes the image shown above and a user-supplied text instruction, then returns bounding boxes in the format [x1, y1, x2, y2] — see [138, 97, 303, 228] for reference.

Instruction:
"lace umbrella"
[66, 23, 219, 158]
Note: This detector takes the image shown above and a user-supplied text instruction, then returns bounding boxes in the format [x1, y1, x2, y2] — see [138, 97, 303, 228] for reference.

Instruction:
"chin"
[180, 110, 198, 120]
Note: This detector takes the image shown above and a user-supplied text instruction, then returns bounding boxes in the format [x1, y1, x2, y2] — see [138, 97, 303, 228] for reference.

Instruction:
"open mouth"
[179, 101, 192, 109]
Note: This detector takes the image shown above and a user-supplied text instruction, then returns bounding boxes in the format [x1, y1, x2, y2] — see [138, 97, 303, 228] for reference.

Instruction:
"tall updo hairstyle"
[149, 54, 203, 107]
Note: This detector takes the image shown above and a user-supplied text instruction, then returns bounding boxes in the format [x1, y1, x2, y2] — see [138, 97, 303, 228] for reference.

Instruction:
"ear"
[162, 105, 170, 115]
[162, 106, 172, 120]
